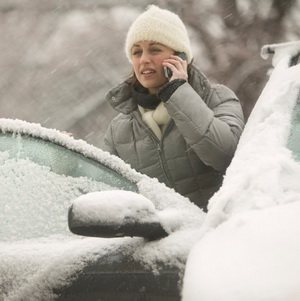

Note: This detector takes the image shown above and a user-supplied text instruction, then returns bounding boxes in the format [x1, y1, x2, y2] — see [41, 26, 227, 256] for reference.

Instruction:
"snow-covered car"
[182, 41, 300, 301]
[0, 119, 204, 300]
[1, 40, 300, 301]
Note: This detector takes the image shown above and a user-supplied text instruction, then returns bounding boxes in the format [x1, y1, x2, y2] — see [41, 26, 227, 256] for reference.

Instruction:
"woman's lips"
[141, 69, 156, 77]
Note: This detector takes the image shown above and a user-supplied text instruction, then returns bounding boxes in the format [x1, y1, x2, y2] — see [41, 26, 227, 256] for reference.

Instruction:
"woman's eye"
[150, 48, 161, 53]
[132, 50, 142, 56]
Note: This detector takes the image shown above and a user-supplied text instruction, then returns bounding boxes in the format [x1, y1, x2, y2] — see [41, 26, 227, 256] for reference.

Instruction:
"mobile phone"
[164, 51, 187, 78]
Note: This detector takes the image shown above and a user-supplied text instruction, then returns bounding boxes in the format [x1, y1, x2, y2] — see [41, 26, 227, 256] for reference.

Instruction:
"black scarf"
[132, 86, 161, 110]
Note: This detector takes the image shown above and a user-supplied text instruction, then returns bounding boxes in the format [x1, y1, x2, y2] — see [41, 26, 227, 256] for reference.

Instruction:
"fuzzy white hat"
[125, 5, 193, 64]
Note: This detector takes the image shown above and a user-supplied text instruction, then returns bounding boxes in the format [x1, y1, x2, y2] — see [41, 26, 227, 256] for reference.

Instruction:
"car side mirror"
[68, 191, 168, 241]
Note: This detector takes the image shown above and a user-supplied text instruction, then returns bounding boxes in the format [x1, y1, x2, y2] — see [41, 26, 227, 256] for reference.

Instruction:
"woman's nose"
[140, 52, 151, 64]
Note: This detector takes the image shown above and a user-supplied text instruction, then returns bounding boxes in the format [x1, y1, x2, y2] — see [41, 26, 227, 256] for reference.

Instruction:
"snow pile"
[182, 42, 300, 300]
[183, 201, 300, 301]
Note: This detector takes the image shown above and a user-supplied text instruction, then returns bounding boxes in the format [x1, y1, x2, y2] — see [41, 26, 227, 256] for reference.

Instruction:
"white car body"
[182, 41, 300, 301]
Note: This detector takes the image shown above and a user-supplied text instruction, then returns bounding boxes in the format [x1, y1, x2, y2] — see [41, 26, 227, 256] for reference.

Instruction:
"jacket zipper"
[156, 138, 173, 188]
[159, 121, 176, 188]
[132, 111, 174, 188]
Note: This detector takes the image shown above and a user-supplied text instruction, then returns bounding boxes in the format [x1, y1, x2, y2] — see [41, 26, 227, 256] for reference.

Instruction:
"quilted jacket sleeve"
[164, 82, 245, 171]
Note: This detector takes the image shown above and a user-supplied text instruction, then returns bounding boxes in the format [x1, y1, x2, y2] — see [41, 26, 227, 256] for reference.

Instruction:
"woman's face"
[130, 41, 173, 94]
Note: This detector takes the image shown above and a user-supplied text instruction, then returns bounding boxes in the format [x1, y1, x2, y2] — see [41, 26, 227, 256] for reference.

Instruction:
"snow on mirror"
[0, 132, 137, 242]
[68, 191, 168, 240]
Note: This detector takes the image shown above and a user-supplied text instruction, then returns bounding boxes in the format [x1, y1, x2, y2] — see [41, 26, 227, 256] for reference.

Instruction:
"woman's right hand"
[163, 55, 188, 81]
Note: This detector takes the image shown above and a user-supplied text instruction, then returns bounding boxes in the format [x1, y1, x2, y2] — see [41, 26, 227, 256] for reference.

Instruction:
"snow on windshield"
[0, 118, 205, 300]
[0, 153, 115, 242]
[0, 118, 143, 183]
[182, 43, 300, 300]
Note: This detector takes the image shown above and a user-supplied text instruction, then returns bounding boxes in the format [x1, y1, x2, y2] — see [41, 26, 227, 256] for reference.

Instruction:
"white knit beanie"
[125, 5, 193, 64]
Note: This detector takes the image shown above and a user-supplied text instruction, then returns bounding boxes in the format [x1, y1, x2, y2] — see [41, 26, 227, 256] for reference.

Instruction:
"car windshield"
[0, 132, 137, 242]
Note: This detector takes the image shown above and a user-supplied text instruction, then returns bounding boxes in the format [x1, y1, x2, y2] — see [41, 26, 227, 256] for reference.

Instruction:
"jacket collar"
[105, 79, 137, 114]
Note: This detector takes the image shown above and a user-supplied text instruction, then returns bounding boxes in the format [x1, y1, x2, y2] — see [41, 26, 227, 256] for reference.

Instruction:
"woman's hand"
[61, 131, 74, 138]
[163, 54, 188, 81]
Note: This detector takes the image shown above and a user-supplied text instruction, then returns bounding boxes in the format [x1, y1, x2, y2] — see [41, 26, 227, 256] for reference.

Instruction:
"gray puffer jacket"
[103, 64, 244, 209]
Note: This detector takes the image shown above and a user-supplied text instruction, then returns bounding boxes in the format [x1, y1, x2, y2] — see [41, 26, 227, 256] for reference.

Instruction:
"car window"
[287, 96, 300, 161]
[0, 132, 137, 241]
[0, 132, 137, 191]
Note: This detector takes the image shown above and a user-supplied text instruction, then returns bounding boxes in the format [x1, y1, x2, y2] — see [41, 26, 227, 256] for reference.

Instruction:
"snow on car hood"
[0, 118, 205, 300]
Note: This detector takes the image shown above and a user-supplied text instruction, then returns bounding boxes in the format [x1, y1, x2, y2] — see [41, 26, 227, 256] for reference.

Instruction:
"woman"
[103, 5, 244, 210]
